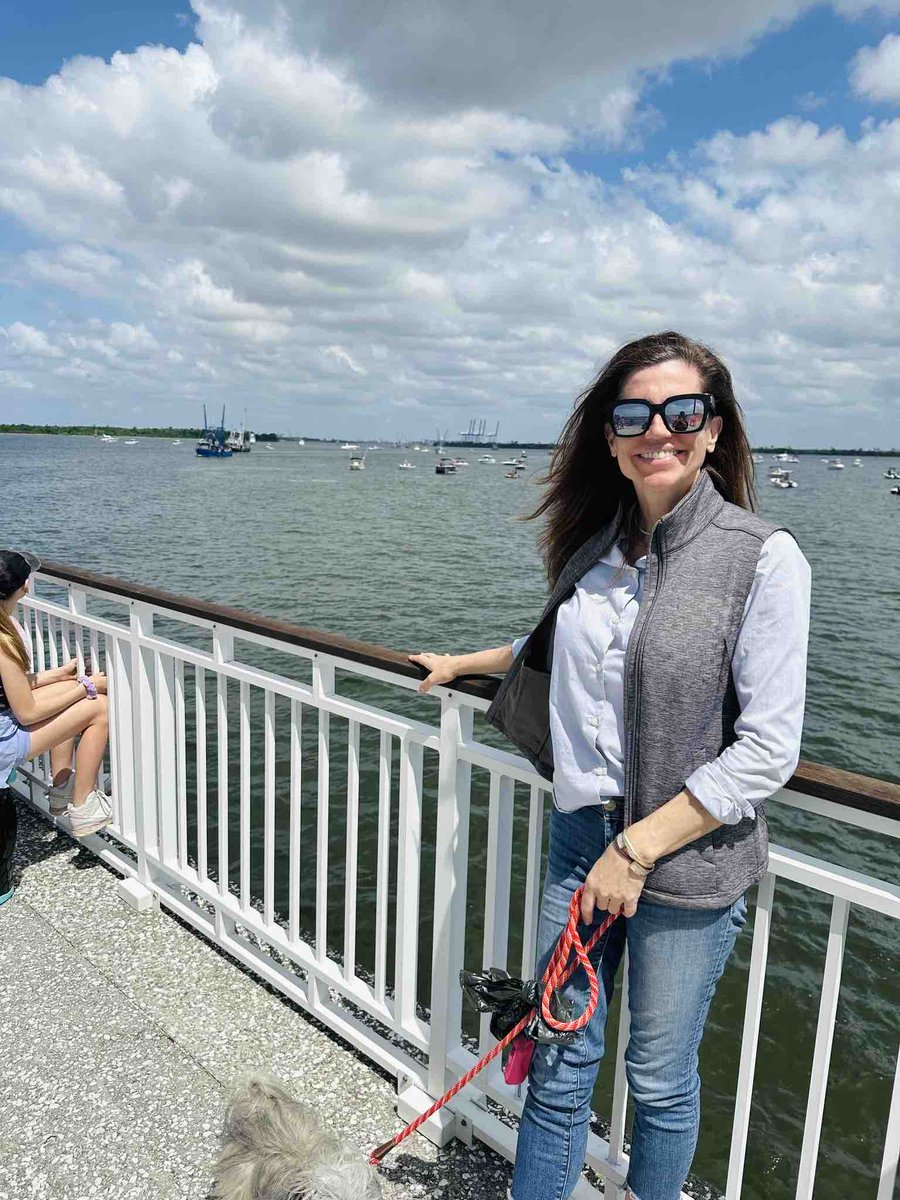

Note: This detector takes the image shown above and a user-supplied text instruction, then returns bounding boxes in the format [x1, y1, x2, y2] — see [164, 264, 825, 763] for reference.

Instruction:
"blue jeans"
[510, 804, 746, 1200]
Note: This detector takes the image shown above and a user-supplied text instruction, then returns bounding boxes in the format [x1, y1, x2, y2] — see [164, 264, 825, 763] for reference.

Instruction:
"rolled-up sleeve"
[685, 530, 811, 824]
[511, 635, 529, 658]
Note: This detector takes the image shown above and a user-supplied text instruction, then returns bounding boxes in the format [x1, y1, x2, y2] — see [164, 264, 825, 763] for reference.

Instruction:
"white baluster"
[427, 692, 473, 1100]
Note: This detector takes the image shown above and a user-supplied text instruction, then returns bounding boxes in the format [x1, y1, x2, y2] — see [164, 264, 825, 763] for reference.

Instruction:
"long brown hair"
[529, 331, 757, 585]
[0, 610, 30, 672]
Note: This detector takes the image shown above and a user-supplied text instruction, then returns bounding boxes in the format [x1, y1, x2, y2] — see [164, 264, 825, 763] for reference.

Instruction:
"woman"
[0, 549, 113, 844]
[409, 332, 810, 1200]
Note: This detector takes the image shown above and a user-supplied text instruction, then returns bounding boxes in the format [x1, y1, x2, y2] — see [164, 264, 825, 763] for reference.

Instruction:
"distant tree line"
[1, 426, 896, 456]
[754, 446, 899, 457]
[0, 424, 282, 440]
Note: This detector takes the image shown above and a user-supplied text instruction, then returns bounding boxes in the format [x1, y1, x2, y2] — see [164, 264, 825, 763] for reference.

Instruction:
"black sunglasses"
[610, 393, 716, 437]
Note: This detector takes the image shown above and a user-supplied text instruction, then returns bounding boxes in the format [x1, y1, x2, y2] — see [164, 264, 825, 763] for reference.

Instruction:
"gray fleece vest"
[486, 469, 791, 909]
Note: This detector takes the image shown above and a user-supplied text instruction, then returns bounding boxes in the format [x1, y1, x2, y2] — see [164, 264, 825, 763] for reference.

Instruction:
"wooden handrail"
[38, 560, 900, 821]
[39, 559, 500, 701]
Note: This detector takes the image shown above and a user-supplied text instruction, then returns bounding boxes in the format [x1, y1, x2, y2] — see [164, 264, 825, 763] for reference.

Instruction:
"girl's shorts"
[0, 726, 31, 787]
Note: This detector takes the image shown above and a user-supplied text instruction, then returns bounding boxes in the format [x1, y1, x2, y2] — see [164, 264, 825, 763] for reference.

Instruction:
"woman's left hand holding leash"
[581, 842, 646, 922]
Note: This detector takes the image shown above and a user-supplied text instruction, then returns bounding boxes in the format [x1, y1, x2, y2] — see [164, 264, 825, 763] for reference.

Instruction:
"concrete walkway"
[0, 803, 515, 1200]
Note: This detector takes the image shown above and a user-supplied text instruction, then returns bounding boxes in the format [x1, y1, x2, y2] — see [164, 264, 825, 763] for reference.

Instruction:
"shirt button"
[594, 765, 607, 776]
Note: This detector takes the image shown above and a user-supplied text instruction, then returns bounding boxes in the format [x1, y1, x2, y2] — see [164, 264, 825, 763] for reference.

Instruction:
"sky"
[1, 1, 899, 446]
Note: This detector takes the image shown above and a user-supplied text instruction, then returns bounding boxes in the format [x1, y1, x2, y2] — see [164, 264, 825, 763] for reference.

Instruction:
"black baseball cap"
[0, 550, 41, 599]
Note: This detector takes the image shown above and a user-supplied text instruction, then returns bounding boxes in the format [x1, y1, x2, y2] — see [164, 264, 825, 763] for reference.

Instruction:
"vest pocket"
[504, 663, 551, 757]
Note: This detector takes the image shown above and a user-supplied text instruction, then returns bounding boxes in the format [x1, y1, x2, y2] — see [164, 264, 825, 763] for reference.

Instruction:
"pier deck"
[0, 805, 511, 1200]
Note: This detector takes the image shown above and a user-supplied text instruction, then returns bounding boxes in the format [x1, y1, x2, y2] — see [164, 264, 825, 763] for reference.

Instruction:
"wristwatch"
[615, 831, 655, 877]
[77, 674, 98, 700]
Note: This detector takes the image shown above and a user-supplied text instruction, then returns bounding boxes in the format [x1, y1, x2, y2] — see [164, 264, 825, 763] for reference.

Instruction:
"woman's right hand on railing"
[407, 653, 460, 694]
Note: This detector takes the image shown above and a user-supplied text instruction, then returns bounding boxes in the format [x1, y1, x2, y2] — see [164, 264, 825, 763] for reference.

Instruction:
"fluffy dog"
[212, 1075, 383, 1200]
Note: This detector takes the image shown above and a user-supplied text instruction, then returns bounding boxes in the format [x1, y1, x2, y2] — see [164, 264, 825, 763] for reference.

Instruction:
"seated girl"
[0, 550, 113, 838]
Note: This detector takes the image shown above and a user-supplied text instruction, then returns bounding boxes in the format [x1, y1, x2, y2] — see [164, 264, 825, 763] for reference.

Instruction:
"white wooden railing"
[11, 562, 900, 1200]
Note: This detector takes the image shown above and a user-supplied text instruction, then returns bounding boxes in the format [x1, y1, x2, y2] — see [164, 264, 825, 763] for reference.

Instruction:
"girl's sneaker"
[47, 772, 75, 816]
[67, 790, 113, 838]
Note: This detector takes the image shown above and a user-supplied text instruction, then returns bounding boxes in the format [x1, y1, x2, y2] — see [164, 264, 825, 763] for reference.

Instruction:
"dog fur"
[211, 1075, 383, 1200]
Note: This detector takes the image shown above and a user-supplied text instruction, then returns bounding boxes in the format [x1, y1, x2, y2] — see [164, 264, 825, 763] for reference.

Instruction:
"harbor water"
[1, 434, 898, 1199]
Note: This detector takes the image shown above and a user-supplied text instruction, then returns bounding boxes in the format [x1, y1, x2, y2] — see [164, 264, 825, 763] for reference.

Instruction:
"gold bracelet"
[615, 834, 653, 877]
[621, 829, 655, 871]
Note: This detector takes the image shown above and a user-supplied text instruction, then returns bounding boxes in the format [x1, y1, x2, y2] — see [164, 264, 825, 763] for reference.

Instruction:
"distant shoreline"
[0, 426, 897, 456]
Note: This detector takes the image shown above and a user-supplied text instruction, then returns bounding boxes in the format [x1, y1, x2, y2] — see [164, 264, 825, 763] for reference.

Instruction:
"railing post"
[312, 656, 335, 1007]
[129, 602, 157, 885]
[795, 895, 851, 1200]
[395, 737, 424, 1034]
[155, 651, 178, 867]
[427, 691, 473, 1100]
[67, 587, 88, 674]
[213, 627, 235, 903]
[726, 872, 776, 1200]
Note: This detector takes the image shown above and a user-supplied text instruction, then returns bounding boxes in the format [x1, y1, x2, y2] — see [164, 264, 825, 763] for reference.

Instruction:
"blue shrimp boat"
[195, 405, 233, 458]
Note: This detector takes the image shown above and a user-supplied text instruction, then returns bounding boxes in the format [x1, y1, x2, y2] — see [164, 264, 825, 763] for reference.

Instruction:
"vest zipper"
[624, 527, 666, 826]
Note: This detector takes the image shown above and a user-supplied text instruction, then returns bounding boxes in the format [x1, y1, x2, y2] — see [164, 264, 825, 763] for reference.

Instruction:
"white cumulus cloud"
[0, 0, 897, 447]
[851, 33, 900, 102]
[1, 322, 64, 358]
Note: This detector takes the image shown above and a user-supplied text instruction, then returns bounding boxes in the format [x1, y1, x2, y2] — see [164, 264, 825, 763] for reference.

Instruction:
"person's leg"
[510, 805, 627, 1200]
[49, 739, 75, 789]
[30, 682, 80, 788]
[27, 697, 108, 806]
[0, 787, 17, 904]
[622, 895, 747, 1200]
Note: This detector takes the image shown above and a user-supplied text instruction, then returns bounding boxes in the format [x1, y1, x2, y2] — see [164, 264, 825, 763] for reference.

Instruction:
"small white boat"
[340, 442, 358, 451]
[772, 471, 798, 489]
[349, 453, 366, 470]
[398, 461, 415, 470]
[452, 458, 469, 467]
[435, 457, 456, 475]
[884, 468, 900, 480]
[852, 458, 862, 466]
[787, 456, 799, 463]
[172, 440, 181, 446]
[297, 439, 305, 446]
[769, 466, 788, 477]
[479, 455, 497, 464]
[100, 433, 118, 443]
[752, 454, 764, 464]
[772, 452, 791, 461]
[123, 439, 138, 445]
[827, 459, 845, 470]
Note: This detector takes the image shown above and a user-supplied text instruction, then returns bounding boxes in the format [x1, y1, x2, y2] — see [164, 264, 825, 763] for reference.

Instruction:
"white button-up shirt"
[512, 530, 811, 824]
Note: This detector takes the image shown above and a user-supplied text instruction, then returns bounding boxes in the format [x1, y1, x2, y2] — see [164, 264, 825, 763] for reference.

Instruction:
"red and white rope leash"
[370, 887, 619, 1166]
